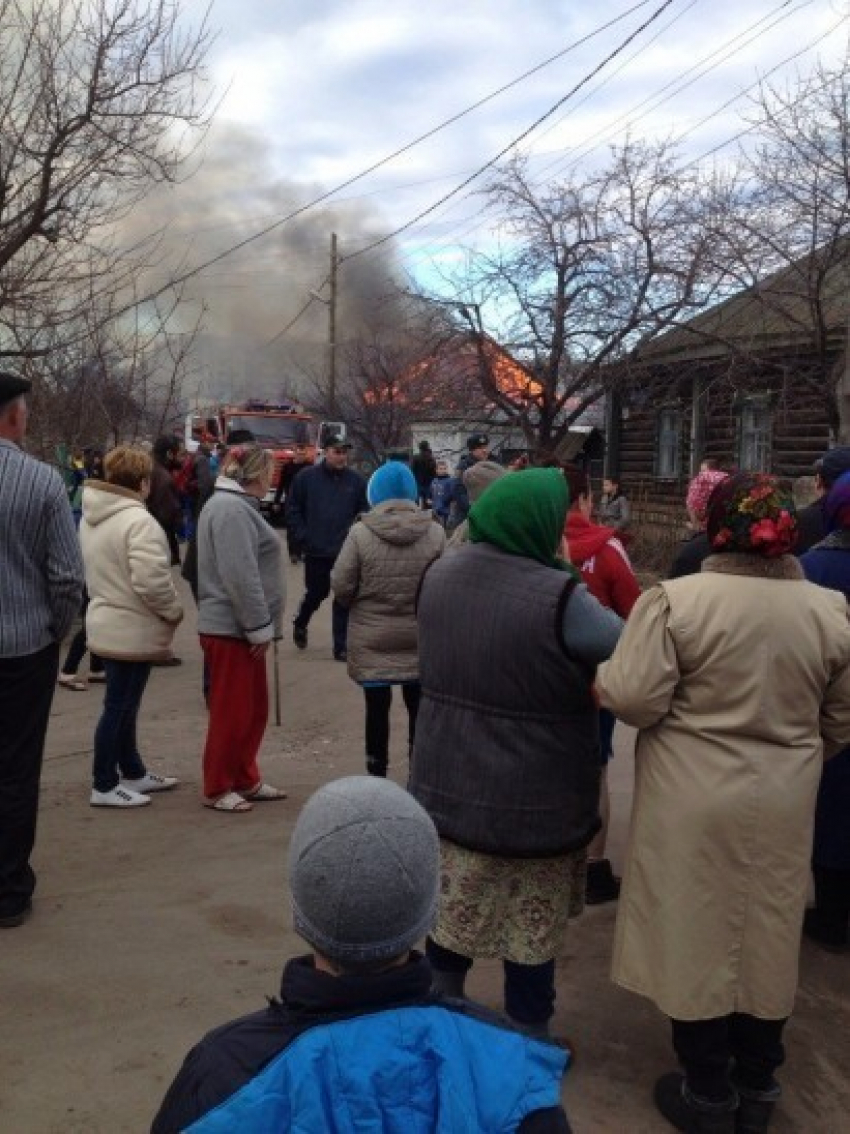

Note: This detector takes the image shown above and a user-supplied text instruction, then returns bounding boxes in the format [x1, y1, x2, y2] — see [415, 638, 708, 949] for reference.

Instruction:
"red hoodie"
[566, 510, 640, 618]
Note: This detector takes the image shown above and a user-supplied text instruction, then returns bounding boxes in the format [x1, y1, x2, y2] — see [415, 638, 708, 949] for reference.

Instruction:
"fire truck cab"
[186, 400, 317, 508]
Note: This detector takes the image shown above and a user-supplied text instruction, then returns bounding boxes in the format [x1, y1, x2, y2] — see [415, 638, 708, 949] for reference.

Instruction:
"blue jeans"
[92, 661, 150, 792]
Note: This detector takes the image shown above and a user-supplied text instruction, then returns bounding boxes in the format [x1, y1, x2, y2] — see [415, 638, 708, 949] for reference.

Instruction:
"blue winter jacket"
[429, 474, 454, 520]
[152, 955, 571, 1134]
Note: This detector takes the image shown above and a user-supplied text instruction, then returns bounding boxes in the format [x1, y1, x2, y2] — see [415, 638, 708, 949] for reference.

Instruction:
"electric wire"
[340, 0, 679, 266]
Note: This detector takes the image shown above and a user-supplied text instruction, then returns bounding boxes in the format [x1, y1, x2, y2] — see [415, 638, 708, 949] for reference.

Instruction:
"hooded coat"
[566, 511, 640, 617]
[331, 501, 445, 682]
[597, 554, 850, 1021]
[80, 481, 183, 662]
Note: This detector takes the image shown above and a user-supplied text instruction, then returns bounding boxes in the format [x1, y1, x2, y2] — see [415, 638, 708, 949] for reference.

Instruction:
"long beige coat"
[331, 501, 444, 682]
[597, 554, 850, 1021]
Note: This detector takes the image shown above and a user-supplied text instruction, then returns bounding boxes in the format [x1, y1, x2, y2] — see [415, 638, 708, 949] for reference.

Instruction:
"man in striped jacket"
[0, 373, 83, 928]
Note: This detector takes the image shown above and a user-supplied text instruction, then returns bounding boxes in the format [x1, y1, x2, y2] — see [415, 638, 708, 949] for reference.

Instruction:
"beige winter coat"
[331, 501, 445, 682]
[597, 554, 850, 1021]
[81, 482, 183, 663]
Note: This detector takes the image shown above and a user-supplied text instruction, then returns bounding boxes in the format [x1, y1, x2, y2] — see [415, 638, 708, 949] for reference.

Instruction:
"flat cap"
[819, 446, 850, 486]
[0, 371, 31, 407]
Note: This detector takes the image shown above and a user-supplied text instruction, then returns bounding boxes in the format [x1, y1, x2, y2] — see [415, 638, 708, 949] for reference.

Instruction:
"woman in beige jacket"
[598, 473, 850, 1134]
[332, 462, 444, 776]
[81, 447, 183, 808]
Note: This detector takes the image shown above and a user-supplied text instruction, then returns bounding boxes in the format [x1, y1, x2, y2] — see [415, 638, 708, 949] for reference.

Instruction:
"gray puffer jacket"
[331, 501, 445, 682]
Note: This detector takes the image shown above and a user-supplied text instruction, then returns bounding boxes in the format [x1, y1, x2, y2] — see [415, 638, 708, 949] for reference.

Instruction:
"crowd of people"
[2, 369, 848, 1132]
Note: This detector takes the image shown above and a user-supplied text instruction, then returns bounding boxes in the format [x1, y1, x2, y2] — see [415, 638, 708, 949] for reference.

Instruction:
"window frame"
[736, 396, 773, 473]
[655, 403, 683, 480]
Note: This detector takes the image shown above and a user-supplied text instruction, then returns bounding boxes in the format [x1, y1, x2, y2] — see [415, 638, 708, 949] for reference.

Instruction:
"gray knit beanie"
[289, 776, 440, 965]
[463, 459, 507, 502]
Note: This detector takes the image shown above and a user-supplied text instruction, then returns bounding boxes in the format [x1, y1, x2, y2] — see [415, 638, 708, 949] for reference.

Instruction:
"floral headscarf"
[706, 473, 797, 558]
[823, 470, 850, 534]
[686, 468, 729, 524]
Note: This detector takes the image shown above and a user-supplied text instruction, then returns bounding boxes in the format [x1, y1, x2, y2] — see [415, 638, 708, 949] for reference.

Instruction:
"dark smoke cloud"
[118, 121, 405, 404]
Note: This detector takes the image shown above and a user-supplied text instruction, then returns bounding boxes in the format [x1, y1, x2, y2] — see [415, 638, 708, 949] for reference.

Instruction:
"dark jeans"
[364, 683, 421, 764]
[293, 555, 348, 653]
[61, 591, 103, 675]
[671, 1015, 787, 1102]
[92, 660, 150, 792]
[426, 938, 556, 1026]
[0, 642, 60, 917]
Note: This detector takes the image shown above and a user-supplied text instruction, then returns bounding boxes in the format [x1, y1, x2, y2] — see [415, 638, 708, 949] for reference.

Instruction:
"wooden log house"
[606, 249, 848, 517]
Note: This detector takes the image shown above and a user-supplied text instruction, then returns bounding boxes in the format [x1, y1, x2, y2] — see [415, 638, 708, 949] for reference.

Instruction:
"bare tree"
[429, 142, 736, 455]
[0, 0, 213, 358]
[25, 285, 205, 458]
[721, 55, 850, 440]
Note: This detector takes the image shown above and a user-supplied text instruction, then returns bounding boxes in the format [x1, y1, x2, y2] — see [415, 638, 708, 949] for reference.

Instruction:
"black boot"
[585, 858, 621, 905]
[654, 1072, 737, 1133]
[366, 755, 387, 777]
[430, 968, 466, 999]
[735, 1094, 776, 1134]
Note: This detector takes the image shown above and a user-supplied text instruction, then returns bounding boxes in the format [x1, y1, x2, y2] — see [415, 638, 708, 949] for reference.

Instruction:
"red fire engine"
[186, 400, 317, 505]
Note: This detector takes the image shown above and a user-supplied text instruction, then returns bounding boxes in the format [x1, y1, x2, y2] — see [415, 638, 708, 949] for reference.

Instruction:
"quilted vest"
[409, 542, 601, 856]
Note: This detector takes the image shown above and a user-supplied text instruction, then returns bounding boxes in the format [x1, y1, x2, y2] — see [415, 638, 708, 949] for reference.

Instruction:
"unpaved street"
[1, 555, 848, 1132]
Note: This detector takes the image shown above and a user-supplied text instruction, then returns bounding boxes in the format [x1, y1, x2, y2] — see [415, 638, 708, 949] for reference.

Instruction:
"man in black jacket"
[287, 437, 368, 661]
[151, 777, 572, 1134]
[795, 447, 850, 555]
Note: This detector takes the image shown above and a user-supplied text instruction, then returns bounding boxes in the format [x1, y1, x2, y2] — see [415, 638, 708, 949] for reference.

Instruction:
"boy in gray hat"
[153, 777, 571, 1133]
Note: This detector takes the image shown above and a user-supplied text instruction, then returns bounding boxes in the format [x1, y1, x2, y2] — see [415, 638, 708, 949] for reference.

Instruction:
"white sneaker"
[90, 786, 151, 808]
[120, 773, 179, 793]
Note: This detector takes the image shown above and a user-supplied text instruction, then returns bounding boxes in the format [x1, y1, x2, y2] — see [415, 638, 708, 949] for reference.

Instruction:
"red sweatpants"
[200, 635, 269, 799]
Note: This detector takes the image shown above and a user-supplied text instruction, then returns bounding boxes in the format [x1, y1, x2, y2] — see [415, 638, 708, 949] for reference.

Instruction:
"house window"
[738, 400, 772, 472]
[656, 406, 682, 479]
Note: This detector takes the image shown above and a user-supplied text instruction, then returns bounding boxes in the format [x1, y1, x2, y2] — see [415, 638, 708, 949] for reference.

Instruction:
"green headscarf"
[468, 467, 570, 570]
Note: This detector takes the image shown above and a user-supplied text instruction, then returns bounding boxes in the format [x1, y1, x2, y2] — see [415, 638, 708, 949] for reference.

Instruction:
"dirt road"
[1, 555, 847, 1132]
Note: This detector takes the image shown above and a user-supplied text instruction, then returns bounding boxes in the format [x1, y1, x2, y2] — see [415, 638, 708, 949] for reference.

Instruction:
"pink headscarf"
[686, 469, 729, 525]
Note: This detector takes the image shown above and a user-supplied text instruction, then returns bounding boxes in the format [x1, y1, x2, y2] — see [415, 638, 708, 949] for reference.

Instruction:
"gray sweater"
[197, 482, 285, 644]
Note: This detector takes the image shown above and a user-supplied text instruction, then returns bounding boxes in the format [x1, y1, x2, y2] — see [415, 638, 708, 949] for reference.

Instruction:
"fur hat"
[462, 459, 507, 503]
[289, 777, 439, 966]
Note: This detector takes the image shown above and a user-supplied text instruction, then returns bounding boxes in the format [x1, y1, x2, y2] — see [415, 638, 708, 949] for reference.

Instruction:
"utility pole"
[328, 232, 338, 417]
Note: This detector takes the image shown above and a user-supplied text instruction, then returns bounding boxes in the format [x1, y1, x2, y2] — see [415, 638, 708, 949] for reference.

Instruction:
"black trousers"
[293, 555, 348, 654]
[364, 683, 421, 764]
[671, 1014, 787, 1102]
[61, 590, 103, 675]
[0, 643, 60, 917]
[810, 864, 850, 942]
[427, 937, 556, 1026]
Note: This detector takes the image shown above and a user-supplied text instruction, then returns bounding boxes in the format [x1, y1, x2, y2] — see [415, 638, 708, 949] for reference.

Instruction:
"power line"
[341, 0, 680, 266]
[146, 1, 665, 293]
[264, 279, 330, 347]
[391, 0, 838, 273]
[382, 9, 849, 332]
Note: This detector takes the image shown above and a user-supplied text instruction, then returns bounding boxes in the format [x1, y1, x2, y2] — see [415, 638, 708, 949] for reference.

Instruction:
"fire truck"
[186, 400, 322, 508]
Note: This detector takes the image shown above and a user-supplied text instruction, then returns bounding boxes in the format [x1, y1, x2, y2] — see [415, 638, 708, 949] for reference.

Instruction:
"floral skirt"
[432, 838, 587, 965]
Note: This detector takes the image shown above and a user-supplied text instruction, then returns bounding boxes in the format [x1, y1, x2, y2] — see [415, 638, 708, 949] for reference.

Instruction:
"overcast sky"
[155, 0, 850, 378]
